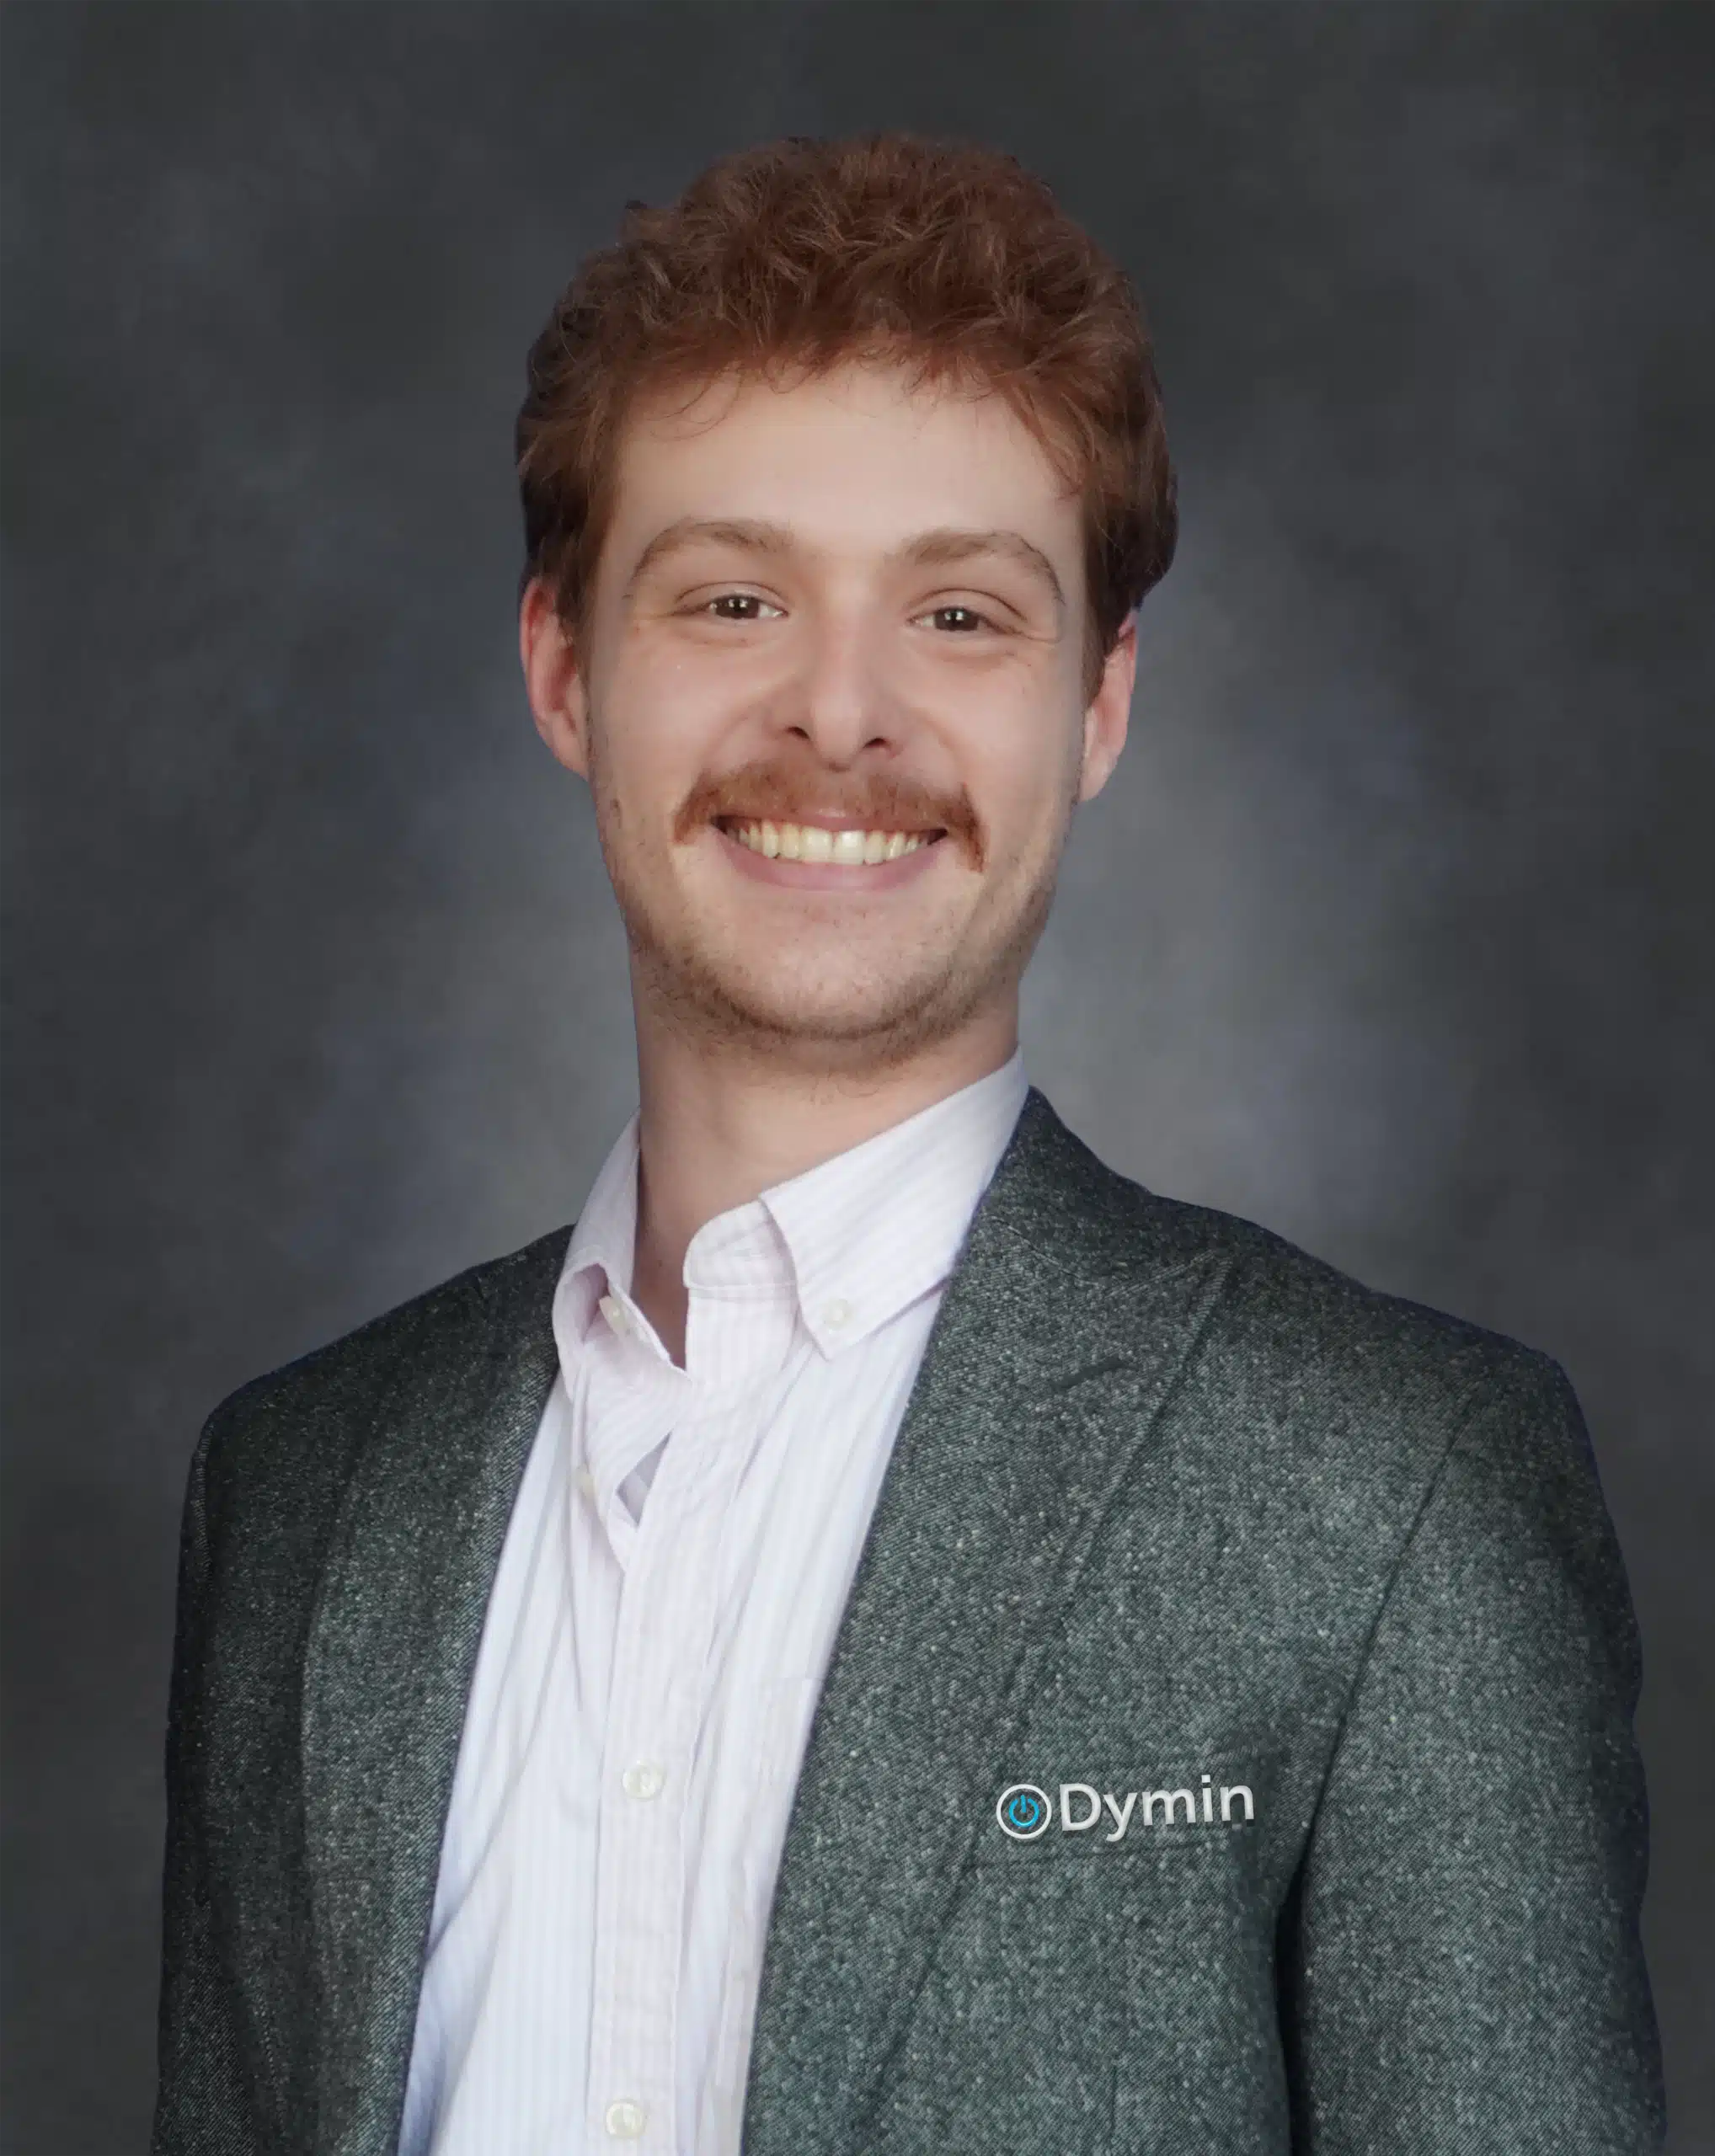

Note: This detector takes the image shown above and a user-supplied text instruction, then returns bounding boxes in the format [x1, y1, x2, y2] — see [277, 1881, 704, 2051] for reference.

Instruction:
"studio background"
[4, 4, 1712, 2150]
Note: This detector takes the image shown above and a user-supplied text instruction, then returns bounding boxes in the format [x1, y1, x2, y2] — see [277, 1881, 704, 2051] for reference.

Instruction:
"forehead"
[604, 360, 1082, 568]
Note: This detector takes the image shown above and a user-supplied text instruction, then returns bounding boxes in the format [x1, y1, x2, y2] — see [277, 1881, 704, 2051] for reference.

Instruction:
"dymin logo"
[996, 1775, 1258, 1844]
[996, 1784, 1054, 1840]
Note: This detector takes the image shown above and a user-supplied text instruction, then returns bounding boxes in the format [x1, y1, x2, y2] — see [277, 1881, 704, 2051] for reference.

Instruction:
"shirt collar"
[556, 1049, 1028, 1369]
[759, 1052, 1028, 1356]
[558, 1113, 646, 1352]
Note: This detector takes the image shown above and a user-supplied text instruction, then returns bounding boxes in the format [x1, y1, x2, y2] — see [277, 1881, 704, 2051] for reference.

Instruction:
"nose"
[782, 608, 899, 769]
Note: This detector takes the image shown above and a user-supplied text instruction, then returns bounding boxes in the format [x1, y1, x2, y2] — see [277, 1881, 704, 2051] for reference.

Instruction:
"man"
[154, 134, 1664, 2154]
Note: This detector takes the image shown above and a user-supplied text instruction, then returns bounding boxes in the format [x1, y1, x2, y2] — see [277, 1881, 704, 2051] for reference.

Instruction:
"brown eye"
[927, 606, 987, 632]
[705, 594, 778, 621]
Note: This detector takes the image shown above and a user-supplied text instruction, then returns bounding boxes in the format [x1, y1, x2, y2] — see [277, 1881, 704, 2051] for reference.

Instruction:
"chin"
[667, 954, 975, 1058]
[726, 986, 942, 1048]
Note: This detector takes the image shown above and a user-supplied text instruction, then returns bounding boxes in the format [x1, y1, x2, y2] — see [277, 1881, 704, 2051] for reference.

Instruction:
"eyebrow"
[622, 518, 792, 600]
[903, 526, 1066, 611]
[622, 516, 1066, 612]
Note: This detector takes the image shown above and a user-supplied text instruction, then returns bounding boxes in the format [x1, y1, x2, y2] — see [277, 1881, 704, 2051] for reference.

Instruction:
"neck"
[627, 991, 1018, 1365]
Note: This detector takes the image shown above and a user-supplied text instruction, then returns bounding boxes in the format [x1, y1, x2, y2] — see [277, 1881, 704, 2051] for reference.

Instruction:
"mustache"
[674, 762, 986, 868]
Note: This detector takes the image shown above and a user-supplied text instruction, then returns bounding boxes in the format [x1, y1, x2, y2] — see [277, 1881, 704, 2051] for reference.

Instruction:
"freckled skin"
[521, 361, 1137, 1080]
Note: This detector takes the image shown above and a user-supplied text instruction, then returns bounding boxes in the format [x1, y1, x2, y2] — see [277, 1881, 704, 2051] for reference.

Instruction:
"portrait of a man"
[150, 134, 1663, 2152]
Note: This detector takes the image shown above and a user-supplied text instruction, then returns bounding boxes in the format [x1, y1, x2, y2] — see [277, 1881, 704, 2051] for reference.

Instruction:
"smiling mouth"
[713, 816, 948, 866]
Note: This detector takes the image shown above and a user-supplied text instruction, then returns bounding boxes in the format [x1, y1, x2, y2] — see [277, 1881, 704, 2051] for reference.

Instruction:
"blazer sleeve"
[152, 1406, 264, 2156]
[1281, 1354, 1666, 2153]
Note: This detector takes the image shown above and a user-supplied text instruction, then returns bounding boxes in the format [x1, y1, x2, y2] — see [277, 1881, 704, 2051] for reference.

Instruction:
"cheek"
[608, 643, 757, 781]
[589, 691, 695, 827]
[967, 726, 1081, 853]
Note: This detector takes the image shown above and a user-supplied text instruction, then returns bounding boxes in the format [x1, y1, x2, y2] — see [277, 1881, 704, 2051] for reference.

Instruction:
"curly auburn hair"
[516, 132, 1176, 696]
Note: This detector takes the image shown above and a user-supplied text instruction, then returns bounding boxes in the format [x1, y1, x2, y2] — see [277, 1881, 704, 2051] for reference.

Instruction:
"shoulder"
[1149, 1178, 1557, 1424]
[1027, 1109, 1623, 1642]
[193, 1222, 572, 1518]
[1018, 1095, 1575, 1483]
[209, 1219, 572, 1428]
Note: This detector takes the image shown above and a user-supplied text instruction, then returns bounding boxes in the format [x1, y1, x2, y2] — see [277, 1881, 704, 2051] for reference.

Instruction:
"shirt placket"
[586, 1387, 746, 2153]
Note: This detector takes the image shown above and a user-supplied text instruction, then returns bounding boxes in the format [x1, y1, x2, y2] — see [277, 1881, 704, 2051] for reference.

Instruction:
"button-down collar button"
[621, 1759, 665, 1801]
[603, 2097, 646, 2138]
[598, 1292, 629, 1337]
[575, 1465, 596, 1501]
[820, 1296, 854, 1331]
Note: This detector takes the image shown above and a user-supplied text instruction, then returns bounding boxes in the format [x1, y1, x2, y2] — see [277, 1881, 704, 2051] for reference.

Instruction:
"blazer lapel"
[742, 1089, 1233, 2154]
[298, 1230, 567, 2156]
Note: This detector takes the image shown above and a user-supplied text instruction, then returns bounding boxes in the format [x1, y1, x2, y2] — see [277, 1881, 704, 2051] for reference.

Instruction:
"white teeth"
[726, 820, 933, 865]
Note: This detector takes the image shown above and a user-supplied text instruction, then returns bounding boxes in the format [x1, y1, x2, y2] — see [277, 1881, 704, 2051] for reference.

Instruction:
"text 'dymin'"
[995, 1778, 1256, 1843]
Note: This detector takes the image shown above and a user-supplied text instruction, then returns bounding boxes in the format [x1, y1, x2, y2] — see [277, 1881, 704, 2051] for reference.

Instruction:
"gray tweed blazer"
[154, 1088, 1664, 2153]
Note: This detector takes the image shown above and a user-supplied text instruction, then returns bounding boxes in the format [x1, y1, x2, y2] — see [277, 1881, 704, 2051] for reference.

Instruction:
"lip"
[708, 821, 950, 892]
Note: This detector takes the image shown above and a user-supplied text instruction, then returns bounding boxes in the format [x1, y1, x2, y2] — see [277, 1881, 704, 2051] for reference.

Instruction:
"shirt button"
[820, 1296, 854, 1331]
[598, 1293, 630, 1336]
[603, 2097, 646, 2138]
[622, 1759, 665, 1801]
[575, 1466, 595, 1501]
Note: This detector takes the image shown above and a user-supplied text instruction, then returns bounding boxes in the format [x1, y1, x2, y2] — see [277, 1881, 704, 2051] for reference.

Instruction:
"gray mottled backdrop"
[3, 4, 1711, 2149]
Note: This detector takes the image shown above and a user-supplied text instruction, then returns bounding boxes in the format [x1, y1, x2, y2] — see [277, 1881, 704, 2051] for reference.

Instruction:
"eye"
[701, 592, 783, 622]
[916, 603, 995, 634]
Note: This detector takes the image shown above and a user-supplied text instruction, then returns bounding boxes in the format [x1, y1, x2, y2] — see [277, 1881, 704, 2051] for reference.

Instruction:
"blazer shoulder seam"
[205, 1220, 575, 1430]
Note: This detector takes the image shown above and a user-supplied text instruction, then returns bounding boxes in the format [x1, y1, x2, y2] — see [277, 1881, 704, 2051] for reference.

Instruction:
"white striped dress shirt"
[399, 1052, 1028, 2156]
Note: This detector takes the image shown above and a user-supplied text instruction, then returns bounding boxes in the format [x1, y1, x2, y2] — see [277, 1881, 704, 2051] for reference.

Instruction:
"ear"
[520, 576, 592, 780]
[1076, 612, 1136, 804]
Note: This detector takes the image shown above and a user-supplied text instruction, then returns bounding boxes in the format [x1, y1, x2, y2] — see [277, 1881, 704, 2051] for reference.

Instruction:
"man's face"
[522, 359, 1135, 1071]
